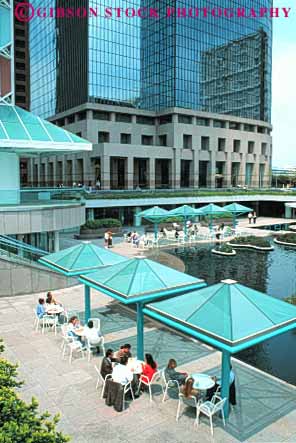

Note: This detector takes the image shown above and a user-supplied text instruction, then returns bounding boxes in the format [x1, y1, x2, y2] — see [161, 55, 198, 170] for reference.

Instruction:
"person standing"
[248, 212, 253, 224]
[253, 211, 257, 224]
[104, 231, 109, 247]
[107, 231, 113, 248]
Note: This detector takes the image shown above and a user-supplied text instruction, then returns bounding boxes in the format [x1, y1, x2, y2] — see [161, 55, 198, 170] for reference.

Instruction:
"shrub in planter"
[230, 236, 271, 248]
[277, 233, 296, 244]
[218, 243, 234, 253]
[81, 218, 121, 230]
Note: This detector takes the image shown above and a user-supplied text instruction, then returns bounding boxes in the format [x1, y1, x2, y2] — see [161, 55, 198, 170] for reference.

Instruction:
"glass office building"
[140, 0, 272, 121]
[30, 0, 272, 122]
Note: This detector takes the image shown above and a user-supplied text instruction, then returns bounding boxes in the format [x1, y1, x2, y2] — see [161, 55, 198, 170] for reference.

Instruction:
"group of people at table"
[100, 348, 236, 405]
[36, 296, 236, 406]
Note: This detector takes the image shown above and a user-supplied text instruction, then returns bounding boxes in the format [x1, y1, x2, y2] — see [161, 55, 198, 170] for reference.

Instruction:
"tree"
[0, 339, 70, 443]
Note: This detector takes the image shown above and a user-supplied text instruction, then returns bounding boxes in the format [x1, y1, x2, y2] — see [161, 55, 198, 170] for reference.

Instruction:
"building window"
[196, 117, 210, 127]
[120, 133, 131, 144]
[178, 115, 192, 124]
[158, 135, 167, 146]
[141, 135, 153, 146]
[229, 122, 240, 130]
[93, 111, 110, 121]
[233, 140, 240, 153]
[213, 120, 226, 128]
[183, 134, 192, 149]
[218, 138, 226, 152]
[248, 141, 255, 154]
[201, 136, 210, 151]
[257, 126, 265, 134]
[77, 111, 86, 121]
[116, 113, 132, 123]
[76, 132, 82, 137]
[136, 115, 154, 125]
[98, 131, 110, 143]
[159, 115, 172, 125]
[244, 124, 255, 132]
[67, 115, 75, 124]
[261, 143, 267, 155]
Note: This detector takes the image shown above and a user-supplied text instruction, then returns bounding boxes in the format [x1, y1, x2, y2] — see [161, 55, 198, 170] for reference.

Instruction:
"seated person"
[112, 355, 133, 385]
[164, 359, 187, 385]
[181, 377, 200, 400]
[206, 366, 236, 405]
[36, 298, 46, 318]
[67, 316, 82, 340]
[114, 344, 132, 360]
[46, 291, 61, 306]
[84, 320, 102, 351]
[100, 349, 115, 379]
[141, 353, 157, 382]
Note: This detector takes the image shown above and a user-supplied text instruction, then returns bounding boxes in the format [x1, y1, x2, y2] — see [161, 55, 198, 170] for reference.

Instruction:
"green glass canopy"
[137, 206, 169, 220]
[143, 279, 296, 353]
[168, 205, 201, 218]
[223, 203, 253, 214]
[0, 104, 91, 153]
[79, 256, 206, 304]
[38, 242, 126, 276]
[200, 203, 228, 215]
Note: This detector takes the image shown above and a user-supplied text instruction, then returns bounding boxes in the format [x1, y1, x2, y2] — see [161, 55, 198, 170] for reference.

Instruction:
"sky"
[272, 3, 296, 167]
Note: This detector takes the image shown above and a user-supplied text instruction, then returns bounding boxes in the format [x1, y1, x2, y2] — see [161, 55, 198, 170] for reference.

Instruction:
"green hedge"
[231, 236, 271, 248]
[218, 243, 234, 253]
[82, 218, 122, 230]
[277, 233, 296, 244]
[285, 295, 296, 305]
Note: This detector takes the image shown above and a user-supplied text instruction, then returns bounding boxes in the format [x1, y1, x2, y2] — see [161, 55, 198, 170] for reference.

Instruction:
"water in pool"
[163, 242, 296, 385]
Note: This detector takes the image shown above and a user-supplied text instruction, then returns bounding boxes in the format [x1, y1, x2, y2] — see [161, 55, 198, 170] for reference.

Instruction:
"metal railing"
[0, 235, 47, 264]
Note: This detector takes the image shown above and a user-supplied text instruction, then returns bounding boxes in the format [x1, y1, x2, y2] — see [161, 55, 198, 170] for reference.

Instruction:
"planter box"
[228, 242, 274, 251]
[211, 248, 236, 256]
[274, 238, 296, 247]
[75, 227, 122, 239]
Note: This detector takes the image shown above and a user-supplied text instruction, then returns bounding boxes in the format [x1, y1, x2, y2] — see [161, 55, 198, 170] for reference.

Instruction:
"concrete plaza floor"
[1, 284, 296, 443]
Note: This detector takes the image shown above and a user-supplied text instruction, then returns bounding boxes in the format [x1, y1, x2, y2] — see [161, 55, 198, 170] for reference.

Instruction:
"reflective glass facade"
[141, 0, 272, 121]
[30, 0, 272, 122]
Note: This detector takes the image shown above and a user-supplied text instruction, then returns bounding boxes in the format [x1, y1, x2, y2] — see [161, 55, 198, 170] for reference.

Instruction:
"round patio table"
[46, 305, 64, 315]
[127, 358, 144, 375]
[192, 373, 215, 390]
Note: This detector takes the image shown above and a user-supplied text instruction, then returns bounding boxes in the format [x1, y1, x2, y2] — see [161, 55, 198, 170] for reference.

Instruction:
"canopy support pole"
[154, 223, 158, 241]
[232, 215, 236, 229]
[221, 351, 231, 418]
[137, 302, 144, 360]
[84, 285, 91, 323]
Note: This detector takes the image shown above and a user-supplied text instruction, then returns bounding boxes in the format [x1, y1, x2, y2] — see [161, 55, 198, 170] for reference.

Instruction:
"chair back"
[61, 324, 68, 338]
[88, 317, 101, 331]
[151, 370, 160, 383]
[212, 397, 227, 415]
[179, 392, 198, 408]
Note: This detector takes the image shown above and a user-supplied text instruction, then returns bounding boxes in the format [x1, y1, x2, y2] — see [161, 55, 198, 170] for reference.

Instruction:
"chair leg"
[130, 385, 135, 401]
[176, 399, 181, 422]
[210, 415, 214, 436]
[221, 408, 226, 427]
[136, 381, 142, 395]
[100, 382, 106, 399]
[148, 384, 152, 402]
[96, 377, 100, 390]
[162, 385, 168, 402]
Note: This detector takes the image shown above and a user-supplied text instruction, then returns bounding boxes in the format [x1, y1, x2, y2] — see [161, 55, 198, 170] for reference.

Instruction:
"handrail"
[0, 235, 47, 257]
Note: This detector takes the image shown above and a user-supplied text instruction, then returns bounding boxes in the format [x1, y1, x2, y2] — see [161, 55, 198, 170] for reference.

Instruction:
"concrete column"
[16, 234, 24, 257]
[0, 152, 20, 204]
[210, 149, 216, 188]
[52, 159, 57, 187]
[119, 207, 125, 225]
[62, 158, 67, 187]
[87, 208, 95, 221]
[127, 157, 134, 190]
[149, 158, 155, 189]
[225, 153, 232, 188]
[252, 160, 259, 188]
[133, 206, 142, 227]
[72, 157, 77, 184]
[285, 204, 292, 219]
[101, 156, 110, 190]
[53, 231, 60, 252]
[83, 154, 92, 186]
[240, 155, 246, 186]
[193, 149, 199, 188]
[174, 149, 181, 189]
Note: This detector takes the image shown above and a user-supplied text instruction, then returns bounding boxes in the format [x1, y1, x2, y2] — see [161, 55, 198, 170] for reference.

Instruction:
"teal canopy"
[168, 205, 198, 218]
[200, 203, 228, 215]
[38, 242, 126, 276]
[79, 256, 206, 304]
[137, 206, 169, 220]
[0, 104, 91, 153]
[223, 203, 253, 214]
[143, 279, 296, 353]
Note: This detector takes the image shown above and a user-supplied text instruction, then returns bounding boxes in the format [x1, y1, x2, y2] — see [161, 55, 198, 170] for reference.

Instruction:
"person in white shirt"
[112, 356, 133, 385]
[84, 320, 102, 348]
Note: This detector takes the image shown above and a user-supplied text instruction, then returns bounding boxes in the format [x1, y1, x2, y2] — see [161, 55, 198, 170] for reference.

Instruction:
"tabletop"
[191, 373, 215, 390]
[127, 358, 144, 375]
[73, 327, 85, 337]
[46, 305, 64, 315]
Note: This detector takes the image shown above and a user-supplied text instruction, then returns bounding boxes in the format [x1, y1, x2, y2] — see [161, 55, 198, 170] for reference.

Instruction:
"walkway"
[1, 285, 296, 443]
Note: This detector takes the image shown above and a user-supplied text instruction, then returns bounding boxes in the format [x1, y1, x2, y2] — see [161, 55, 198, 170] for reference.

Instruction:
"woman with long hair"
[141, 353, 157, 382]
[182, 377, 199, 399]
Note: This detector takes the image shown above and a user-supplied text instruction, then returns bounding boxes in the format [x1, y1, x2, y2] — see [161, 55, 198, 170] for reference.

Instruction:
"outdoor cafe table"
[192, 373, 215, 390]
[127, 358, 144, 375]
[46, 305, 64, 315]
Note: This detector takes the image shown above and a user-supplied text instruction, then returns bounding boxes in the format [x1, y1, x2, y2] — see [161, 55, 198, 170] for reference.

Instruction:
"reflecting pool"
[163, 242, 296, 385]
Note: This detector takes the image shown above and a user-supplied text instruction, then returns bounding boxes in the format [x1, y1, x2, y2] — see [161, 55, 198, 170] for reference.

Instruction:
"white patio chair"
[94, 365, 112, 398]
[60, 324, 69, 351]
[86, 336, 105, 362]
[123, 381, 135, 410]
[196, 395, 226, 436]
[41, 314, 58, 335]
[62, 336, 85, 364]
[176, 393, 200, 423]
[33, 309, 41, 331]
[137, 370, 161, 402]
[161, 369, 181, 402]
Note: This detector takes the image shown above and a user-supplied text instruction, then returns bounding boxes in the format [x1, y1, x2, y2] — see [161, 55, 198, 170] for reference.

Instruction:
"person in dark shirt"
[100, 349, 115, 379]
